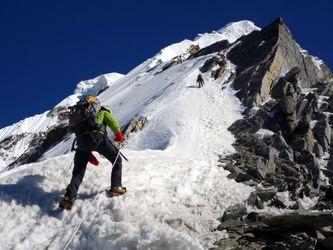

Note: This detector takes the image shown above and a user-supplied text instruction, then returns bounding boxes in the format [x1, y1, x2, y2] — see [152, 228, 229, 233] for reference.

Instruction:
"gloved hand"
[114, 131, 125, 142]
[89, 152, 99, 166]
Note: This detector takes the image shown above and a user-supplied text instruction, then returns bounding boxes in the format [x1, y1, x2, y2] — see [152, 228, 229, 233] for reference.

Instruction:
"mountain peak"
[74, 72, 124, 97]
[148, 20, 260, 70]
[194, 20, 260, 47]
[216, 20, 260, 38]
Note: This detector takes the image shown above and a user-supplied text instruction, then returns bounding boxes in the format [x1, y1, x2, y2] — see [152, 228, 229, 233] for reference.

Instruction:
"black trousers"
[65, 137, 122, 198]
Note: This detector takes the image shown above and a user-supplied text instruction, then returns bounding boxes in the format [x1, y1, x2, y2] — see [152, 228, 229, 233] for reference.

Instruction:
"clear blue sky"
[1, 0, 332, 128]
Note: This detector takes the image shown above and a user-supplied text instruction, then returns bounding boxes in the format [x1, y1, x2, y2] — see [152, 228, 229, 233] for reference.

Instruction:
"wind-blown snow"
[75, 72, 124, 97]
[55, 72, 125, 109]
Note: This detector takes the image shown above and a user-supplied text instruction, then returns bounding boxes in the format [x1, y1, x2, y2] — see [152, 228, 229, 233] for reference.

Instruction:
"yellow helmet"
[86, 96, 97, 103]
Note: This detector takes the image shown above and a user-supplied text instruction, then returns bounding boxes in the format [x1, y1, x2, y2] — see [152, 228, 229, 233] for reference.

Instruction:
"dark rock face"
[212, 211, 333, 250]
[221, 17, 333, 189]
[188, 40, 230, 59]
[271, 71, 299, 99]
[221, 204, 247, 222]
[228, 117, 263, 137]
[6, 125, 69, 170]
[0, 106, 71, 170]
[227, 18, 332, 107]
[0, 134, 26, 162]
[261, 212, 333, 229]
[313, 119, 331, 152]
[215, 17, 333, 249]
[199, 55, 227, 74]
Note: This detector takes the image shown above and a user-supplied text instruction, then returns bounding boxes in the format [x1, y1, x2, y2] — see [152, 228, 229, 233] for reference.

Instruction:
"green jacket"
[96, 110, 121, 135]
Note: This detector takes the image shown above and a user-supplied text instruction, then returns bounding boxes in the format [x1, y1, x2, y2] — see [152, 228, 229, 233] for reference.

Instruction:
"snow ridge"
[148, 20, 259, 69]
[0, 20, 261, 249]
[0, 53, 253, 249]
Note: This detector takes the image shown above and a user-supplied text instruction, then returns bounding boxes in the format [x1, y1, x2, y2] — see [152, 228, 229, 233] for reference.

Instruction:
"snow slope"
[0, 21, 258, 171]
[0, 21, 261, 249]
[0, 69, 253, 249]
[0, 73, 124, 171]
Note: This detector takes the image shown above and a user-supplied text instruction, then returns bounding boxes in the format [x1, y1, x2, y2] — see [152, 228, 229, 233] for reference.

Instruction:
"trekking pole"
[111, 141, 129, 162]
[117, 149, 129, 162]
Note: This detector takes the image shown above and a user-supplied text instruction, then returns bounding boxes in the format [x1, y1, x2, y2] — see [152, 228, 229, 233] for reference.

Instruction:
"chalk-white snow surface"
[0, 59, 254, 249]
[0, 76, 253, 250]
[0, 21, 260, 249]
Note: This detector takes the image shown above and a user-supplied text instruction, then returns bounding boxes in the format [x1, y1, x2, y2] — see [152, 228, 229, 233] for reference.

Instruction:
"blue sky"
[1, 0, 332, 128]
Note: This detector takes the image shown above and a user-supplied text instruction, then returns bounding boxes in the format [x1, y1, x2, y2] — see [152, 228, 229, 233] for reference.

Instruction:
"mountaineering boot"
[107, 187, 127, 197]
[59, 195, 75, 210]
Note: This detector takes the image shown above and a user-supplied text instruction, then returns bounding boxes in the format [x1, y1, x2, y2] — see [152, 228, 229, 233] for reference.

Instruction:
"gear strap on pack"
[68, 96, 105, 136]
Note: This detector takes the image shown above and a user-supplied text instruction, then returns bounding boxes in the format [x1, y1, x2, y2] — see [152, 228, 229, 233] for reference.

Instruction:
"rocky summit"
[214, 18, 333, 249]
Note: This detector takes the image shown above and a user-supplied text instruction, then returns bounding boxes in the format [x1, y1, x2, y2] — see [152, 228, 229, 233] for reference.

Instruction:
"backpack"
[68, 98, 103, 135]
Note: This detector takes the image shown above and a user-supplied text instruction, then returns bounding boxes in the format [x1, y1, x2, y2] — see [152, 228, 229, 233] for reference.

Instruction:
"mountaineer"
[59, 96, 126, 210]
[197, 74, 205, 88]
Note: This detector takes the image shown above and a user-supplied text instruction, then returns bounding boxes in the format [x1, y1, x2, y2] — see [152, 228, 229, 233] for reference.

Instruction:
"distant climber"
[197, 74, 205, 88]
[59, 96, 126, 210]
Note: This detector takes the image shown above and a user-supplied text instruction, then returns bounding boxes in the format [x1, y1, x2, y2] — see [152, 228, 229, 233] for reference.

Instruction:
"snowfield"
[0, 21, 259, 249]
[0, 79, 253, 249]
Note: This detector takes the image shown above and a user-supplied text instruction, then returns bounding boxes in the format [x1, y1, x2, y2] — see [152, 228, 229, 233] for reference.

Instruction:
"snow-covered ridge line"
[0, 111, 57, 137]
[0, 46, 254, 249]
[0, 73, 124, 137]
[0, 20, 258, 142]
[148, 20, 260, 69]
[74, 72, 124, 97]
[0, 72, 123, 170]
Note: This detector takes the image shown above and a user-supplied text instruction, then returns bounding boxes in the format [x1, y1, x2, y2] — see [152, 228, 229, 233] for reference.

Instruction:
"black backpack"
[68, 98, 104, 135]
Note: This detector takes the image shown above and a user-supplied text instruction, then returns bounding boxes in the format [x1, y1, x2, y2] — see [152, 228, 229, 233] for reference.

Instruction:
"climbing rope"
[63, 151, 120, 249]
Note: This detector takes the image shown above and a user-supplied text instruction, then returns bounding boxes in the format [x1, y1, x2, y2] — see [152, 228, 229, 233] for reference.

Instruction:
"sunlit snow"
[0, 21, 261, 249]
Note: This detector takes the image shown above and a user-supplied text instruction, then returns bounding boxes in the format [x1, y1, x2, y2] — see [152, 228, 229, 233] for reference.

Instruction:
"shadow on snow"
[0, 175, 64, 217]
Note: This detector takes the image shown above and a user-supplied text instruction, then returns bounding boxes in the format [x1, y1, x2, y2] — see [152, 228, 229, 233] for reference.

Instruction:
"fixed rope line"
[63, 151, 121, 249]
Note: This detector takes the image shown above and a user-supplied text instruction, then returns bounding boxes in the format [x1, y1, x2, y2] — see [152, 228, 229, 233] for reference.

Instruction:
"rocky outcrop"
[187, 44, 200, 56]
[227, 17, 332, 107]
[222, 64, 332, 192]
[111, 116, 149, 148]
[215, 17, 333, 249]
[122, 116, 148, 138]
[188, 40, 230, 59]
[221, 16, 333, 188]
[6, 125, 69, 170]
[0, 106, 70, 170]
[213, 210, 333, 250]
[198, 54, 229, 82]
